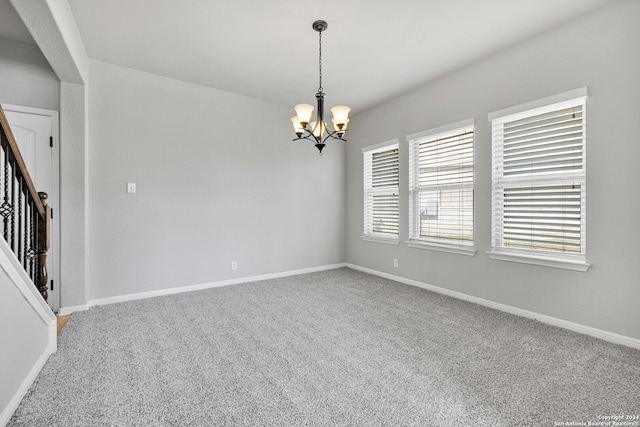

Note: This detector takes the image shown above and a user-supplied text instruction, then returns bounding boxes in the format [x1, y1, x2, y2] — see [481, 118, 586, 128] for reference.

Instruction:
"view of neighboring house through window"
[488, 88, 588, 270]
[407, 120, 474, 252]
[363, 140, 399, 242]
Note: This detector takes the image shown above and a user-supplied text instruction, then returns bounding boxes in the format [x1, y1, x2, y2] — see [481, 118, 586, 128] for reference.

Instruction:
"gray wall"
[0, 38, 59, 111]
[346, 0, 640, 340]
[87, 60, 346, 300]
[59, 82, 87, 308]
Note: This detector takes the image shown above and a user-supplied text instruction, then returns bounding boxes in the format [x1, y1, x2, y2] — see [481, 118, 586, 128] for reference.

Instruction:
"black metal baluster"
[33, 200, 39, 286]
[25, 197, 30, 279]
[1, 148, 7, 241]
[28, 200, 35, 283]
[10, 160, 16, 253]
[26, 199, 31, 280]
[17, 178, 23, 266]
[23, 185, 30, 277]
[32, 202, 38, 283]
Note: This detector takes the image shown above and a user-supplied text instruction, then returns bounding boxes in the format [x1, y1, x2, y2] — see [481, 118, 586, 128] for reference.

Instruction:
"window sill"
[406, 240, 476, 256]
[487, 249, 591, 272]
[361, 235, 400, 245]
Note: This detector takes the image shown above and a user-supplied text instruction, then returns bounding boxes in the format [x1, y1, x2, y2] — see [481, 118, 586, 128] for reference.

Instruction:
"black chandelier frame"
[292, 20, 348, 154]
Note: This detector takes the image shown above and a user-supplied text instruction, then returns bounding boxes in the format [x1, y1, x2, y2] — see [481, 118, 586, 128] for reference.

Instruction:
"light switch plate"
[127, 182, 136, 193]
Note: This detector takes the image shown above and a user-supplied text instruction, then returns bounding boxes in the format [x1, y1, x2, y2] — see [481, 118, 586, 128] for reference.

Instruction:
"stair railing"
[0, 105, 50, 303]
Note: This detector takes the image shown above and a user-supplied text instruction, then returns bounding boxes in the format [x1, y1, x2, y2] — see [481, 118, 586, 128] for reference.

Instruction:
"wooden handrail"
[0, 104, 50, 303]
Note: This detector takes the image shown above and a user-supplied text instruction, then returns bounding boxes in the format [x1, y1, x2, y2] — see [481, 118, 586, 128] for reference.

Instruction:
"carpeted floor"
[9, 268, 640, 426]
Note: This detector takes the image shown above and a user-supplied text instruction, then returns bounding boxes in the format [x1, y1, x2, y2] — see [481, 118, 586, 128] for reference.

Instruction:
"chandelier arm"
[293, 128, 347, 144]
[293, 128, 321, 144]
[321, 130, 348, 143]
[292, 135, 316, 143]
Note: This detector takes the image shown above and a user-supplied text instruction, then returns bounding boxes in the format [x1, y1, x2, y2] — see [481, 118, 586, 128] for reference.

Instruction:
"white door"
[3, 105, 59, 312]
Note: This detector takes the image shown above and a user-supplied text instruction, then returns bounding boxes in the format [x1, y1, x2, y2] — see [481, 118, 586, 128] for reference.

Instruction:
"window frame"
[362, 139, 400, 245]
[487, 87, 590, 271]
[406, 119, 476, 256]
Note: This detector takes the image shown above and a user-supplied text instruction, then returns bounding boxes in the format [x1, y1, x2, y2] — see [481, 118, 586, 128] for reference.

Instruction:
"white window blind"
[363, 142, 399, 239]
[490, 95, 586, 260]
[408, 121, 474, 246]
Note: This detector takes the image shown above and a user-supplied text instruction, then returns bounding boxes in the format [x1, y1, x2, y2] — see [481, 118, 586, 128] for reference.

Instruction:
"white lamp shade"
[294, 104, 314, 124]
[330, 105, 351, 124]
[332, 117, 350, 132]
[291, 116, 305, 134]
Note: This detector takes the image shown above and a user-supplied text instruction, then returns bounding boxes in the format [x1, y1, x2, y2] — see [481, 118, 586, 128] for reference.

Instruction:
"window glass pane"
[409, 125, 474, 246]
[419, 189, 473, 242]
[503, 184, 581, 253]
[372, 149, 399, 188]
[363, 143, 399, 238]
[372, 193, 399, 235]
[418, 131, 473, 187]
[503, 105, 583, 177]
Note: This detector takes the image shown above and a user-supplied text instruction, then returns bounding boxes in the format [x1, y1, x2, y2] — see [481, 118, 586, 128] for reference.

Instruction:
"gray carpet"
[9, 268, 640, 426]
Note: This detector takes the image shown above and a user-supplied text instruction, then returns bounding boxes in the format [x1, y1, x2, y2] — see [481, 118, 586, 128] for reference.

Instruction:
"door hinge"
[49, 136, 53, 147]
[50, 279, 54, 290]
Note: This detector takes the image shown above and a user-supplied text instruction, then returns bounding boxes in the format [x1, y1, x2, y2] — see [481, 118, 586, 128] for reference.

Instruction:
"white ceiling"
[1, 0, 619, 113]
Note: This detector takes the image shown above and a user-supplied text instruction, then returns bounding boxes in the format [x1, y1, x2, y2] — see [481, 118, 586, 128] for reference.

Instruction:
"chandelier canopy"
[291, 20, 351, 154]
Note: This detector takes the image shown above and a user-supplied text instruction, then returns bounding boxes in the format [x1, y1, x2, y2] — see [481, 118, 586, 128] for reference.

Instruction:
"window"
[363, 140, 399, 243]
[488, 88, 589, 271]
[407, 119, 474, 255]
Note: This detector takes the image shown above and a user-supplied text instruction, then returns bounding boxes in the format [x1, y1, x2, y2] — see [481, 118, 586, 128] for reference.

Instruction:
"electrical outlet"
[231, 261, 238, 271]
[393, 258, 399, 268]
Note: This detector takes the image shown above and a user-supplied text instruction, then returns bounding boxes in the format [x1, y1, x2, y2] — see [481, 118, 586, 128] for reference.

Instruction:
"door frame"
[2, 103, 60, 312]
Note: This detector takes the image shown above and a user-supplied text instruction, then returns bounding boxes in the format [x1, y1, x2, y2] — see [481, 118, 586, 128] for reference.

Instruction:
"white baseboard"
[0, 343, 54, 427]
[58, 263, 348, 314]
[346, 263, 640, 350]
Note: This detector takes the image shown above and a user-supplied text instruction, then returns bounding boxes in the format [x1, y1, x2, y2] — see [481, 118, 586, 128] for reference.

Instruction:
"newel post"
[37, 191, 50, 302]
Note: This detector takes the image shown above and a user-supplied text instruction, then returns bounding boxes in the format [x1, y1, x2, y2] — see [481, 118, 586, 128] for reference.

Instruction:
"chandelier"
[291, 20, 351, 154]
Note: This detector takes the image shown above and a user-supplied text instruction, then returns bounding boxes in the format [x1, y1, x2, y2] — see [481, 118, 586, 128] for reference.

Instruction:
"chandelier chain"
[318, 29, 323, 93]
